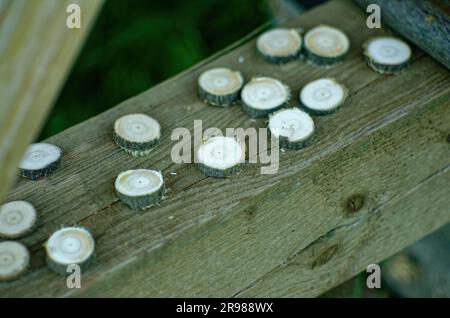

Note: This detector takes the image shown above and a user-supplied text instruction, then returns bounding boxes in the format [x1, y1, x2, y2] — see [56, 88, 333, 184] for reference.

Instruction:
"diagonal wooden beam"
[0, 0, 449, 297]
[0, 0, 104, 203]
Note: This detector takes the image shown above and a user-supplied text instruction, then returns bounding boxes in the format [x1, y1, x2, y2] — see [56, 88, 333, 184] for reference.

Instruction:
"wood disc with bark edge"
[196, 136, 245, 177]
[115, 169, 165, 210]
[0, 201, 38, 239]
[45, 227, 95, 275]
[18, 143, 61, 180]
[241, 77, 291, 118]
[113, 113, 161, 156]
[304, 24, 350, 65]
[256, 28, 302, 63]
[268, 108, 315, 150]
[363, 36, 412, 74]
[0, 241, 30, 282]
[299, 78, 348, 115]
[198, 68, 244, 107]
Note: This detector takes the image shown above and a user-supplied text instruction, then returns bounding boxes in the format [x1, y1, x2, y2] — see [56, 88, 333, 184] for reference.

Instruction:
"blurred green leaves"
[39, 0, 271, 139]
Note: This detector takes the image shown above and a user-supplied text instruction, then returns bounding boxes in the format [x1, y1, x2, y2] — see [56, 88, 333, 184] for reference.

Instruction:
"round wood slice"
[256, 28, 302, 63]
[0, 241, 30, 282]
[363, 36, 411, 74]
[196, 136, 245, 177]
[0, 201, 38, 239]
[241, 77, 290, 118]
[46, 227, 95, 275]
[113, 113, 161, 156]
[198, 68, 244, 107]
[18, 143, 61, 180]
[300, 78, 348, 115]
[304, 24, 350, 65]
[268, 108, 315, 150]
[115, 169, 165, 210]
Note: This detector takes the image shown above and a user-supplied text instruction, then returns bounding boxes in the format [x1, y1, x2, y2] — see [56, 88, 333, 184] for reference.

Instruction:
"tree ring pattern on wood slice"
[198, 68, 244, 107]
[196, 136, 245, 177]
[304, 24, 350, 65]
[300, 78, 348, 115]
[18, 143, 61, 180]
[256, 28, 302, 63]
[268, 108, 315, 150]
[0, 241, 30, 282]
[115, 169, 165, 210]
[241, 77, 290, 118]
[113, 113, 161, 156]
[0, 201, 38, 239]
[45, 227, 95, 275]
[363, 36, 412, 74]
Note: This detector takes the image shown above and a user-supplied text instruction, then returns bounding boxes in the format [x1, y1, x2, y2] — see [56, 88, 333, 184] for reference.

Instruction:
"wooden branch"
[0, 0, 104, 203]
[1, 0, 449, 297]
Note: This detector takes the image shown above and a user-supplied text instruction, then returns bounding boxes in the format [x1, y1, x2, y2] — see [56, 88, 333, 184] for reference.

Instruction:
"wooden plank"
[0, 0, 449, 297]
[236, 114, 450, 297]
[0, 0, 104, 203]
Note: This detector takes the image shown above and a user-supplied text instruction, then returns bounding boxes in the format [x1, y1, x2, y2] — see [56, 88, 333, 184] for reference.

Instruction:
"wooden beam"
[1, 0, 449, 297]
[0, 0, 104, 203]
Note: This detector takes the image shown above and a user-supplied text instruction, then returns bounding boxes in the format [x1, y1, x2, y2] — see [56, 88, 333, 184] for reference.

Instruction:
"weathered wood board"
[1, 0, 449, 297]
[0, 0, 104, 204]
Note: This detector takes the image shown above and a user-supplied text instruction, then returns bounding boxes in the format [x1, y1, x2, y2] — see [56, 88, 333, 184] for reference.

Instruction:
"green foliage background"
[39, 0, 271, 139]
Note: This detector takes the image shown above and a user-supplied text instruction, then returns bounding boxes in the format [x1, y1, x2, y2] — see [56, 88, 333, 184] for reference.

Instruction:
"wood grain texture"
[0, 0, 449, 297]
[0, 0, 104, 203]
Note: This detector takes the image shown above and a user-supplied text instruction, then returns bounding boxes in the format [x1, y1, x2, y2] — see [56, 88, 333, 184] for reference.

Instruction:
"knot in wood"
[345, 194, 365, 214]
[312, 244, 339, 268]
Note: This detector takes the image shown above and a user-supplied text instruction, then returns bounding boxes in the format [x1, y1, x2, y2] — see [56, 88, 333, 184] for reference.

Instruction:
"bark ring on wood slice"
[268, 108, 315, 150]
[45, 227, 95, 275]
[304, 25, 350, 65]
[0, 241, 30, 282]
[115, 169, 165, 210]
[198, 68, 244, 107]
[299, 78, 348, 115]
[196, 136, 245, 177]
[241, 77, 290, 118]
[363, 36, 411, 74]
[256, 28, 302, 63]
[0, 201, 38, 239]
[18, 143, 61, 180]
[113, 113, 161, 156]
